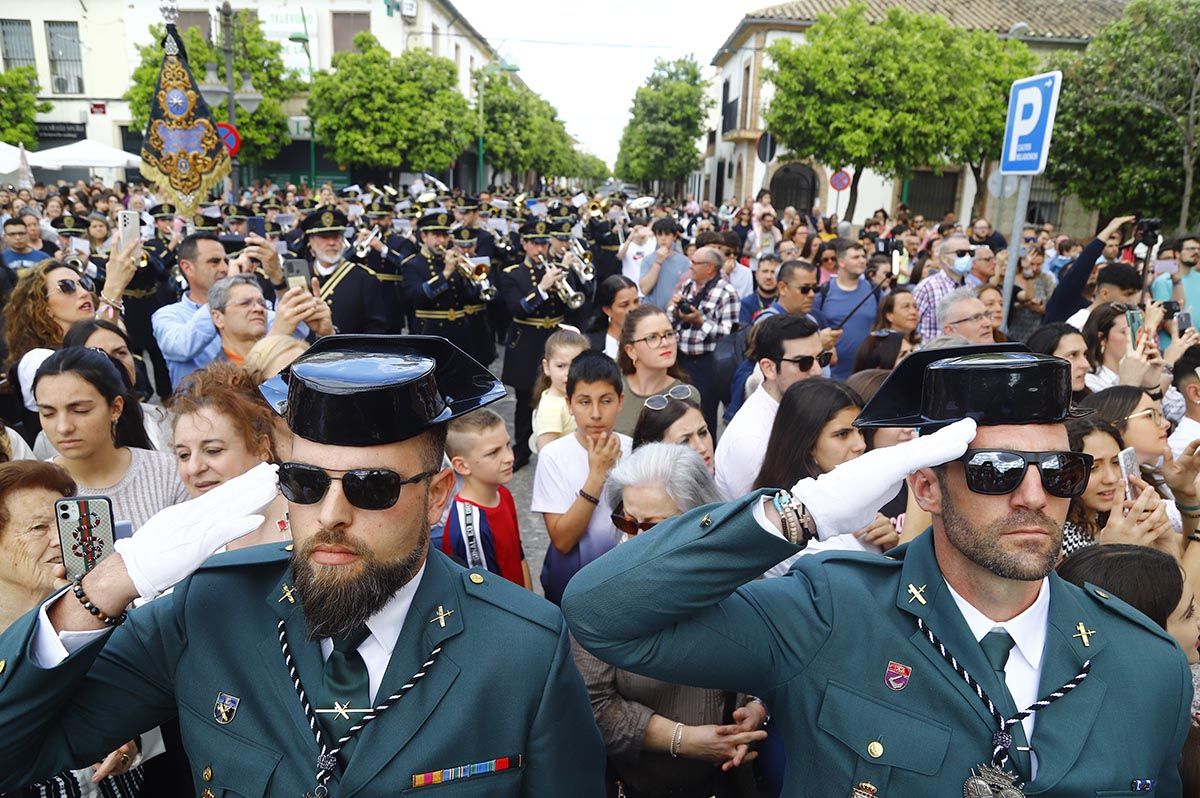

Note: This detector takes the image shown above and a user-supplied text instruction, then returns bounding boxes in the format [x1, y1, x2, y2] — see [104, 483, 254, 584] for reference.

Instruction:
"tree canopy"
[308, 34, 474, 171]
[0, 66, 51, 147]
[615, 57, 711, 190]
[1046, 0, 1200, 231]
[126, 14, 301, 164]
[764, 2, 1035, 220]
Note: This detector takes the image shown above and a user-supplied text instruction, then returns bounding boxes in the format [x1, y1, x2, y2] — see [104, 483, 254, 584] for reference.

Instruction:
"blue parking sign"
[999, 70, 1062, 175]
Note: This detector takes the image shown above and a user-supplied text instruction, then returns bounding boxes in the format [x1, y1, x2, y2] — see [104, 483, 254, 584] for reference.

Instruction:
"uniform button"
[202, 766, 212, 782]
[866, 741, 884, 758]
[1094, 588, 1110, 599]
[284, 544, 294, 552]
[469, 573, 485, 584]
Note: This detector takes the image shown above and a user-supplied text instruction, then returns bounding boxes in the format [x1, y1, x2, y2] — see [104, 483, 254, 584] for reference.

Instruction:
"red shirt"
[442, 487, 526, 586]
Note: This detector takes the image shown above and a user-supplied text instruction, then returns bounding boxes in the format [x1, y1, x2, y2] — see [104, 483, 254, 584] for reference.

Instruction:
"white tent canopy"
[27, 139, 141, 170]
[0, 142, 21, 174]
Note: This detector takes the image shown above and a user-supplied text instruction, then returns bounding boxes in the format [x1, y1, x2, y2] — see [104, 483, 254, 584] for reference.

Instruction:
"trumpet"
[538, 255, 585, 310]
[436, 245, 497, 302]
[586, 198, 609, 219]
[64, 253, 87, 272]
[568, 239, 594, 282]
[355, 227, 383, 258]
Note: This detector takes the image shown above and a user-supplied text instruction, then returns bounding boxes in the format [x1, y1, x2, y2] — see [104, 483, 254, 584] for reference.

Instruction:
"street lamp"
[288, 14, 317, 189]
[477, 59, 519, 193]
[199, 0, 262, 199]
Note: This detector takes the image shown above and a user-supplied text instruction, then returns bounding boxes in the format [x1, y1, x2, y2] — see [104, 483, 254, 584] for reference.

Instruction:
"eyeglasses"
[277, 462, 435, 510]
[958, 449, 1093, 498]
[631, 329, 678, 348]
[946, 311, 990, 326]
[644, 384, 693, 410]
[610, 505, 661, 537]
[778, 350, 833, 371]
[1125, 407, 1165, 426]
[51, 276, 94, 296]
[819, 255, 837, 263]
[954, 249, 974, 258]
[228, 296, 269, 310]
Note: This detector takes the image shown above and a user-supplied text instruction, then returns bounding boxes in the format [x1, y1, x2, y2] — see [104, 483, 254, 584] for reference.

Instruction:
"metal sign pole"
[999, 175, 1031, 334]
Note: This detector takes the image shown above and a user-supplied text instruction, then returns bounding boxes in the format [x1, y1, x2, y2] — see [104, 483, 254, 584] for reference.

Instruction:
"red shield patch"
[885, 660, 912, 691]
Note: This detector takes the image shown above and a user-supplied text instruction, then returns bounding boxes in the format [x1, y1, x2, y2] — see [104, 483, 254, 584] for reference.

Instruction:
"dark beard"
[291, 531, 427, 641]
[939, 474, 1061, 581]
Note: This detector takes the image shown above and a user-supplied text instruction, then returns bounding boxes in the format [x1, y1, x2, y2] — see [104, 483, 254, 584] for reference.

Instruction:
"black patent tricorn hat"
[854, 343, 1091, 430]
[260, 335, 506, 446]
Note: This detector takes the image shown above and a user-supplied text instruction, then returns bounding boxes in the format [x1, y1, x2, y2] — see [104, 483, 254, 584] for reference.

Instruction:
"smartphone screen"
[56, 497, 116, 581]
[1118, 446, 1140, 502]
[1154, 259, 1180, 275]
[1179, 311, 1193, 335]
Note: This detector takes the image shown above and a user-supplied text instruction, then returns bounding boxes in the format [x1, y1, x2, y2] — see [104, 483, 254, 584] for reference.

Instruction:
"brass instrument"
[435, 245, 497, 302]
[568, 239, 594, 282]
[64, 253, 87, 272]
[538, 255, 585, 310]
[628, 196, 656, 212]
[355, 227, 383, 258]
[586, 198, 609, 219]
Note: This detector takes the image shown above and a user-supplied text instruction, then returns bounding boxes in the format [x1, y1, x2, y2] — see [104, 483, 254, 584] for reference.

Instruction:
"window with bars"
[1026, 175, 1064, 227]
[0, 19, 36, 71]
[332, 12, 369, 54]
[45, 21, 83, 94]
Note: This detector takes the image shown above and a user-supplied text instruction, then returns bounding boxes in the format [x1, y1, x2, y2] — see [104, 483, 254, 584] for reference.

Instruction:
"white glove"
[114, 462, 279, 599]
[792, 418, 977, 539]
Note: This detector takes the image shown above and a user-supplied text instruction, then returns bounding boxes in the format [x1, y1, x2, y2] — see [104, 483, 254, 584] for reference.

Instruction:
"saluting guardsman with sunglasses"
[0, 335, 605, 797]
[564, 343, 1192, 797]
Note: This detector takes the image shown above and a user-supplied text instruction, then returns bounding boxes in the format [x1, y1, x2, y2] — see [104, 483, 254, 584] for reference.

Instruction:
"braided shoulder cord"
[915, 617, 1091, 768]
[277, 619, 443, 792]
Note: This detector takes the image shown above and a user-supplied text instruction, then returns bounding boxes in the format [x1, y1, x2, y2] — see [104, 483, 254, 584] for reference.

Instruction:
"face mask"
[952, 254, 973, 275]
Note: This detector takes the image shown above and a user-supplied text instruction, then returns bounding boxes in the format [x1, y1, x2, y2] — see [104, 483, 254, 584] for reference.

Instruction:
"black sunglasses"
[954, 249, 975, 258]
[957, 449, 1094, 499]
[277, 462, 436, 510]
[778, 350, 833, 371]
[644, 384, 692, 410]
[792, 284, 818, 295]
[53, 276, 94, 295]
[610, 505, 660, 537]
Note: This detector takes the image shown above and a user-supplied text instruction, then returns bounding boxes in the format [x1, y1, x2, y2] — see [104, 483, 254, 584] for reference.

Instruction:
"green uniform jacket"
[0, 545, 605, 797]
[562, 490, 1191, 797]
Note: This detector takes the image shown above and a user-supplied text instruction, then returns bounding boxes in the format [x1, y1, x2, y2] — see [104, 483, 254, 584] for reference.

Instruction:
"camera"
[1136, 218, 1163, 246]
[677, 299, 695, 316]
[875, 238, 902, 256]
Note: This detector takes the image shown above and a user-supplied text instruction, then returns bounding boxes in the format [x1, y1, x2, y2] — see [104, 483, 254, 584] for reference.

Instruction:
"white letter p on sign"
[1007, 86, 1042, 161]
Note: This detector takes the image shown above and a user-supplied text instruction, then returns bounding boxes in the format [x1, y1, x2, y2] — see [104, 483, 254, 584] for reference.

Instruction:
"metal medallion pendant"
[963, 763, 1025, 798]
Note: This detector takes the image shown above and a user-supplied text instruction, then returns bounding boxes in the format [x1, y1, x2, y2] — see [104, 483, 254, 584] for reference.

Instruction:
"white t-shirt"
[603, 333, 620, 360]
[1169, 415, 1200, 458]
[1065, 307, 1090, 331]
[531, 431, 633, 564]
[714, 384, 779, 500]
[726, 262, 753, 300]
[621, 239, 656, 289]
[18, 348, 55, 412]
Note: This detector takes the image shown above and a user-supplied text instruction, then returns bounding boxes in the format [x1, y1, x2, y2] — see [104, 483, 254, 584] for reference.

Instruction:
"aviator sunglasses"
[957, 449, 1093, 499]
[644, 384, 693, 410]
[51, 275, 95, 296]
[277, 462, 436, 510]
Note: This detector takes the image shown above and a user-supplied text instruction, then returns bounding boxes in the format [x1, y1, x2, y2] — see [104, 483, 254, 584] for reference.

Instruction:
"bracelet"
[98, 294, 125, 313]
[1177, 503, 1200, 512]
[772, 491, 812, 546]
[1183, 511, 1200, 520]
[578, 489, 600, 505]
[748, 696, 771, 728]
[669, 722, 684, 758]
[1188, 532, 1200, 542]
[71, 578, 128, 627]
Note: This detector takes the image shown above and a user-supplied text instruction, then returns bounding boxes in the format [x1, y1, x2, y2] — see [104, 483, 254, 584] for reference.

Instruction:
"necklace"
[277, 619, 441, 797]
[915, 618, 1091, 797]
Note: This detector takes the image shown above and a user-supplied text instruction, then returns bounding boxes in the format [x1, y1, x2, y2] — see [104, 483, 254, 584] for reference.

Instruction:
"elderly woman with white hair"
[569, 443, 768, 798]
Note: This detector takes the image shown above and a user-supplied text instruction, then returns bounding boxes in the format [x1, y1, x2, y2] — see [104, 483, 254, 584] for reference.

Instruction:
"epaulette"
[401, 252, 419, 265]
[460, 569, 560, 633]
[1082, 580, 1177, 644]
[195, 541, 292, 572]
[502, 263, 521, 273]
[354, 262, 377, 277]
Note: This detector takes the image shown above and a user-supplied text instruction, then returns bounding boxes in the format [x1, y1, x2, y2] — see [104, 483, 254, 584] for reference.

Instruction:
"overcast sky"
[449, 0, 755, 169]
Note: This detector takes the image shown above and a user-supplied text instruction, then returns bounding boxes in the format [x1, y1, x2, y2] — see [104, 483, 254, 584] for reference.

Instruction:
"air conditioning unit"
[400, 0, 417, 20]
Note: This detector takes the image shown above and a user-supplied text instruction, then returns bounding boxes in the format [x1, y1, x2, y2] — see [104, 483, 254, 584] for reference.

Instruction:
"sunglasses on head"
[610, 505, 660, 537]
[277, 462, 436, 510]
[53, 276, 94, 295]
[644, 384, 693, 410]
[778, 350, 833, 371]
[957, 449, 1093, 499]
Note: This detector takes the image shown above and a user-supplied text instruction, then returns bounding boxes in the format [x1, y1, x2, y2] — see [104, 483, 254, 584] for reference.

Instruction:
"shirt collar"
[360, 561, 427, 655]
[944, 577, 1050, 670]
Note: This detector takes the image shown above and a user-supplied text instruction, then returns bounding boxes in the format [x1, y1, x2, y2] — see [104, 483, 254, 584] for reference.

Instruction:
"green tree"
[476, 71, 581, 182]
[764, 3, 1035, 220]
[0, 66, 51, 147]
[126, 15, 301, 164]
[570, 152, 610, 184]
[1046, 0, 1200, 231]
[615, 57, 711, 192]
[309, 34, 473, 171]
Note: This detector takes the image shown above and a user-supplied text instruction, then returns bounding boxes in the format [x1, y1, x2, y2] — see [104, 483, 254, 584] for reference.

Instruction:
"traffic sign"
[830, 169, 851, 191]
[216, 122, 241, 157]
[999, 70, 1062, 175]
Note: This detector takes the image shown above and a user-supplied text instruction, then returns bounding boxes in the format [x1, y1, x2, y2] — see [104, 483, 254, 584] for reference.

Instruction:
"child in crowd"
[442, 409, 532, 590]
[531, 351, 632, 604]
[531, 329, 588, 453]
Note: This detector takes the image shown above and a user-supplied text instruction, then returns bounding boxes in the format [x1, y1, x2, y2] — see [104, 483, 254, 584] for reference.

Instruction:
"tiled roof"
[746, 0, 1124, 40]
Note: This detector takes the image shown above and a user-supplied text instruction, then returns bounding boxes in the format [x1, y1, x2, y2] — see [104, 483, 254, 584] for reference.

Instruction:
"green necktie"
[979, 630, 1031, 778]
[318, 625, 371, 764]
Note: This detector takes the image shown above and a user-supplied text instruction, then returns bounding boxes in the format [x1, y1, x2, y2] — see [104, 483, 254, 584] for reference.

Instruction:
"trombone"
[435, 245, 497, 302]
[537, 255, 585, 310]
[568, 239, 594, 282]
